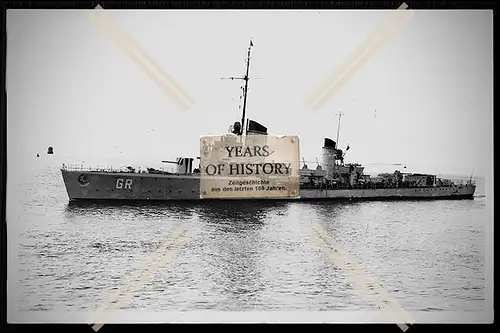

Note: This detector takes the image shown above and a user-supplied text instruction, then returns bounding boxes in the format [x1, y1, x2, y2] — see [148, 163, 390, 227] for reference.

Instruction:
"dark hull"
[61, 169, 476, 202]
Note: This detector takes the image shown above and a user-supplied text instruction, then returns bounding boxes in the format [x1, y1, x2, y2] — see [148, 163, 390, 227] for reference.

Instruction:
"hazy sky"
[6, 9, 493, 178]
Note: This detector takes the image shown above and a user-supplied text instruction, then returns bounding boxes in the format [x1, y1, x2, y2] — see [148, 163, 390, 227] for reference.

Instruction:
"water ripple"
[9, 165, 488, 313]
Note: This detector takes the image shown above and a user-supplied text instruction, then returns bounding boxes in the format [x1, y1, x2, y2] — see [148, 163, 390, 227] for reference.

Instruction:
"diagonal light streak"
[309, 226, 415, 331]
[310, 9, 414, 112]
[306, 2, 413, 111]
[89, 227, 191, 331]
[88, 11, 190, 111]
[306, 2, 409, 107]
[93, 5, 196, 106]
[88, 5, 195, 111]
[87, 225, 192, 332]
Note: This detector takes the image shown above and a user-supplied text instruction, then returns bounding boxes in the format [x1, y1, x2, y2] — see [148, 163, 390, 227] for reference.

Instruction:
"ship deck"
[61, 163, 183, 176]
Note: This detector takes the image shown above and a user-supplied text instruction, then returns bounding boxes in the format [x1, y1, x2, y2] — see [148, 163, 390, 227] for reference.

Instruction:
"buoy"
[47, 147, 53, 154]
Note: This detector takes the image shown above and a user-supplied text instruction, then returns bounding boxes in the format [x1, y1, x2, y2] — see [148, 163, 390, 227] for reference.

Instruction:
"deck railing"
[61, 163, 177, 174]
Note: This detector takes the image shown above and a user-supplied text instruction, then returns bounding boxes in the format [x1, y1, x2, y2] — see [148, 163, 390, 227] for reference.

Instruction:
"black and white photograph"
[4, 1, 494, 328]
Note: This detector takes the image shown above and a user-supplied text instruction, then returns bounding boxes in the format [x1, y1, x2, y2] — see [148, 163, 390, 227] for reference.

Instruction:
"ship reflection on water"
[63, 200, 292, 310]
[194, 200, 290, 227]
[64, 200, 289, 225]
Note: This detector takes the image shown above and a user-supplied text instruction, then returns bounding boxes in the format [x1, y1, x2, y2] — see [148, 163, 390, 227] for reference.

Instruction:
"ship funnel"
[246, 119, 268, 135]
[322, 138, 336, 180]
[245, 120, 268, 157]
[176, 157, 194, 174]
[324, 138, 336, 150]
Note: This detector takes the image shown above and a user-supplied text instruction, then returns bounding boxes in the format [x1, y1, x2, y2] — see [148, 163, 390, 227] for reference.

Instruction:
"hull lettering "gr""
[116, 178, 133, 189]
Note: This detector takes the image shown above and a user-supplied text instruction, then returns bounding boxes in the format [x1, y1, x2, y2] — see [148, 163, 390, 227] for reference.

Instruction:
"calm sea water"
[7, 157, 489, 318]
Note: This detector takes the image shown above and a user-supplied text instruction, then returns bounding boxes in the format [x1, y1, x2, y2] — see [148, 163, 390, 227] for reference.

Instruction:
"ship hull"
[62, 170, 476, 202]
[299, 188, 475, 201]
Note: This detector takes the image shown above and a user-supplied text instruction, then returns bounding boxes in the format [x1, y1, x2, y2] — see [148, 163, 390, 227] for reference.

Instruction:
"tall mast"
[221, 38, 254, 136]
[335, 110, 343, 149]
[241, 38, 253, 135]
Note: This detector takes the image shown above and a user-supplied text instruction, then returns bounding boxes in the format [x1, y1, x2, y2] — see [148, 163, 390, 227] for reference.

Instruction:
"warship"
[61, 40, 476, 202]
